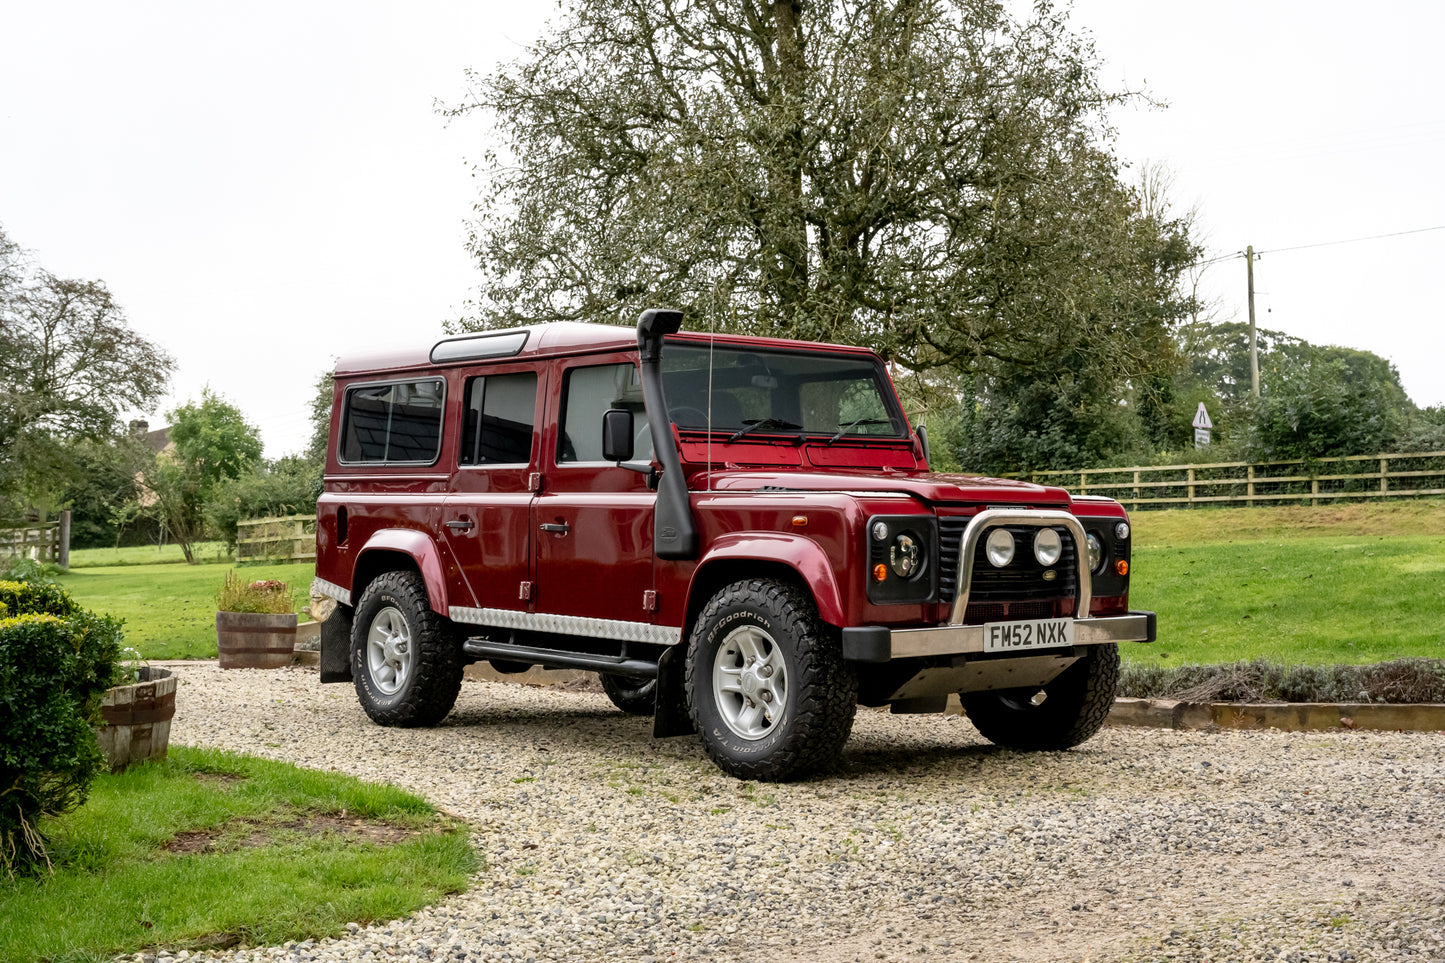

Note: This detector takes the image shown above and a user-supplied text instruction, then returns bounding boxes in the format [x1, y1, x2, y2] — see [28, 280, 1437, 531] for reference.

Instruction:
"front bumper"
[842, 610, 1156, 663]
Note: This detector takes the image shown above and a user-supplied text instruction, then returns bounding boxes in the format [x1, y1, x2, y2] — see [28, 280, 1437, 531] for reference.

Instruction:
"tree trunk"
[765, 1, 809, 324]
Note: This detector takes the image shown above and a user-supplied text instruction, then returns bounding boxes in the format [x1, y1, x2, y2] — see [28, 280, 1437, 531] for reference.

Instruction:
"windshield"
[659, 343, 908, 441]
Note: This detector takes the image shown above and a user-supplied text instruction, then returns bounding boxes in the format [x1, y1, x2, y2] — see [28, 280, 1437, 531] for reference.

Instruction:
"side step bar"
[460, 639, 658, 680]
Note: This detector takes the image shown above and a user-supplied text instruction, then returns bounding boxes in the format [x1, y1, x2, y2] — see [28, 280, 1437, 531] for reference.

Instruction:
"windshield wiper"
[727, 418, 804, 443]
[825, 418, 892, 446]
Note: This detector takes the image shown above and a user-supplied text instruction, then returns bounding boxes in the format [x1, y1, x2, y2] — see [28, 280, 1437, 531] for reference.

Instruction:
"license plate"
[983, 617, 1075, 653]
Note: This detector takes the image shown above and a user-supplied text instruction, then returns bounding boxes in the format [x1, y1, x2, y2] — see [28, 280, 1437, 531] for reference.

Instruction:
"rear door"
[441, 365, 543, 614]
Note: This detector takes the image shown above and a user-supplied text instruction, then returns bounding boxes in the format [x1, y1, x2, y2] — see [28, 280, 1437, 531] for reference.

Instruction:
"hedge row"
[0, 580, 121, 874]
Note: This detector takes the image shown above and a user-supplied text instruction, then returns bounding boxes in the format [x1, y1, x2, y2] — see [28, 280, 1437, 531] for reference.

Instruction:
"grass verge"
[0, 746, 476, 963]
[56, 562, 315, 660]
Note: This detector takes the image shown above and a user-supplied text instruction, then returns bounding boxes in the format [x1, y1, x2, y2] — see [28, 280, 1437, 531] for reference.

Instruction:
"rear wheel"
[685, 579, 857, 781]
[352, 571, 463, 727]
[961, 643, 1119, 751]
[600, 673, 656, 715]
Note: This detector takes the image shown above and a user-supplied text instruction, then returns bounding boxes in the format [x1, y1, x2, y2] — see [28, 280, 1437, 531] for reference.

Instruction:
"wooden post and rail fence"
[1009, 450, 1445, 511]
[235, 514, 317, 563]
[7, 452, 1441, 569]
[0, 510, 70, 568]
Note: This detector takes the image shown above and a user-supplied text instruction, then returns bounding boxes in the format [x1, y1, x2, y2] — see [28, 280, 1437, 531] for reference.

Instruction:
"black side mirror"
[602, 408, 634, 463]
[916, 424, 931, 464]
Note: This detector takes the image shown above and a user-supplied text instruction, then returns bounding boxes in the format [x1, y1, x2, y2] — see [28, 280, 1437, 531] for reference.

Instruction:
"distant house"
[130, 420, 174, 508]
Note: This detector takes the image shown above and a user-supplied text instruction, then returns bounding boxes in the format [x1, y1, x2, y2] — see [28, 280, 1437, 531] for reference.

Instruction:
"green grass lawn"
[0, 747, 475, 963]
[52, 501, 1445, 666]
[1127, 501, 1445, 666]
[57, 562, 315, 660]
[68, 541, 232, 568]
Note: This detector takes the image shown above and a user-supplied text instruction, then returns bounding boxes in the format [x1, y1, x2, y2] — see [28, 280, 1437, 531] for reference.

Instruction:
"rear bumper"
[842, 610, 1156, 663]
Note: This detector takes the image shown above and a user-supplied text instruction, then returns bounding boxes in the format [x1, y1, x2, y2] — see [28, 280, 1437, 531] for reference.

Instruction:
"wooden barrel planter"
[98, 666, 177, 772]
[216, 611, 298, 669]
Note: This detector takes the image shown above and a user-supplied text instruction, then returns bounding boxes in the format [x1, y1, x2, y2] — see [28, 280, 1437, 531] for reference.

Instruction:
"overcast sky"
[2, 1, 1442, 457]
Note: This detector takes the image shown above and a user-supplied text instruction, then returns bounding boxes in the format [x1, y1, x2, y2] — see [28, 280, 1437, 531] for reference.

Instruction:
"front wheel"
[352, 571, 463, 727]
[685, 579, 857, 781]
[961, 643, 1120, 751]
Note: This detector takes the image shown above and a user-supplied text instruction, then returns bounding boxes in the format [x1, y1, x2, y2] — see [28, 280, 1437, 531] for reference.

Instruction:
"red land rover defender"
[313, 309, 1155, 780]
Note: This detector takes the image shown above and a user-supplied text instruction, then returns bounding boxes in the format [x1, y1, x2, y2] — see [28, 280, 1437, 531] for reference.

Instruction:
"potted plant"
[97, 648, 176, 771]
[215, 571, 298, 669]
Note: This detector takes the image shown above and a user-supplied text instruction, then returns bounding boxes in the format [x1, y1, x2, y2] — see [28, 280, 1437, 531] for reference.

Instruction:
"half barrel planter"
[216, 611, 298, 669]
[98, 666, 177, 771]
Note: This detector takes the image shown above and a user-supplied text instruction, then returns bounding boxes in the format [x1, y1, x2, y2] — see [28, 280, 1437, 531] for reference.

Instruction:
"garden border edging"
[1104, 697, 1445, 732]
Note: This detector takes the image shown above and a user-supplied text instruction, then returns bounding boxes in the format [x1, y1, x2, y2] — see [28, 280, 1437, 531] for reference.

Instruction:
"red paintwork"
[356, 528, 452, 614]
[315, 321, 1131, 637]
[693, 531, 849, 626]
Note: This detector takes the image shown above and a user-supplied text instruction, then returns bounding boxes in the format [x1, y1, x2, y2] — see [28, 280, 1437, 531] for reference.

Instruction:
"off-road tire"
[352, 570, 463, 727]
[961, 643, 1120, 751]
[600, 673, 656, 715]
[685, 579, 857, 781]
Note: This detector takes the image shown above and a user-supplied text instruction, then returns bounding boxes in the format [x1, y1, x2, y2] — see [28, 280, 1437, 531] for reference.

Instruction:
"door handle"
[539, 522, 570, 535]
[445, 519, 474, 532]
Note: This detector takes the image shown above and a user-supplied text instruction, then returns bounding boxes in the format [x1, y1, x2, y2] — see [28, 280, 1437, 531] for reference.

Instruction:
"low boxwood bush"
[0, 579, 77, 619]
[0, 580, 122, 874]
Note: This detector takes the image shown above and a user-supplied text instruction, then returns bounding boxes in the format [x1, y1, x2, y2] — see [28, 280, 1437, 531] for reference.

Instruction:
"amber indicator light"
[1115, 559, 1129, 576]
[872, 563, 888, 582]
[792, 515, 809, 527]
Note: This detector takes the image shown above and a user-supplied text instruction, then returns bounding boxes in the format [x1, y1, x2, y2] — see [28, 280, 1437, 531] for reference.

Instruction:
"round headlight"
[1086, 532, 1104, 573]
[1033, 528, 1063, 567]
[871, 521, 890, 542]
[890, 533, 922, 579]
[1115, 521, 1131, 541]
[985, 528, 1015, 567]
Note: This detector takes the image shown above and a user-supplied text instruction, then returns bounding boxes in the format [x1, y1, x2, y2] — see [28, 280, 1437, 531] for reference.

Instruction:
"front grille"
[936, 518, 1078, 617]
[963, 598, 1075, 623]
[937, 517, 970, 602]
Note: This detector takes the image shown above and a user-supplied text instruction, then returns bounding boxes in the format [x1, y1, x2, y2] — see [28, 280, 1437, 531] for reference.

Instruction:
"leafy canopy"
[450, 0, 1198, 401]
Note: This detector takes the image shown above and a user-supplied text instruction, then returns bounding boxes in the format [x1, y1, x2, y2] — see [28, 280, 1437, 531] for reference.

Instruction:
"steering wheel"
[668, 406, 712, 428]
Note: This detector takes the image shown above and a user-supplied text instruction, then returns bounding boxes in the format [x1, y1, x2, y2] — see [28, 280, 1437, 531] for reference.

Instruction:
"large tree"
[451, 0, 1197, 408]
[0, 224, 173, 519]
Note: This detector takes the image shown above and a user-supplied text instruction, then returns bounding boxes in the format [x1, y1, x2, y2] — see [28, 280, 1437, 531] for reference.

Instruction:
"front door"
[533, 358, 657, 627]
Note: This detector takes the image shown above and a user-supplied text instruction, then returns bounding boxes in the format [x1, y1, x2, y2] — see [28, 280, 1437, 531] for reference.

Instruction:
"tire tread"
[352, 571, 463, 728]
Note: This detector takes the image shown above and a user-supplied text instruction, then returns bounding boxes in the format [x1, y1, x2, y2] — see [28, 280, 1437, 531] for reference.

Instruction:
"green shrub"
[216, 570, 296, 614]
[0, 578, 78, 618]
[0, 610, 123, 873]
[1118, 658, 1445, 704]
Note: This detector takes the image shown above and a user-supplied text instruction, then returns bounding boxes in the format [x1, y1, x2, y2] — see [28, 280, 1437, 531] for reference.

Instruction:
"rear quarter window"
[339, 378, 446, 464]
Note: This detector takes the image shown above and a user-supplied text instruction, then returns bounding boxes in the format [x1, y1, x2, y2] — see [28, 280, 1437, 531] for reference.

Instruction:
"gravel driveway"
[157, 663, 1444, 963]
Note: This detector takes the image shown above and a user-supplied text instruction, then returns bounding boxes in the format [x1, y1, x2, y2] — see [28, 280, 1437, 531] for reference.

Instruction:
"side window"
[340, 379, 444, 464]
[559, 363, 652, 464]
[459, 372, 538, 466]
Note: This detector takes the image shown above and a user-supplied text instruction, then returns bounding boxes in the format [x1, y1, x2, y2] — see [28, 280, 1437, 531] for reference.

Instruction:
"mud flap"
[652, 645, 696, 738]
[319, 604, 355, 683]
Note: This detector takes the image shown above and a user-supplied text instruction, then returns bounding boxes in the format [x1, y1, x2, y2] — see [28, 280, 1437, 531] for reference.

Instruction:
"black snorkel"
[636, 308, 700, 560]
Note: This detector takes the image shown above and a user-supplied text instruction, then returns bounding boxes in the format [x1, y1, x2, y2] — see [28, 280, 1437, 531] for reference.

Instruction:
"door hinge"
[528, 472, 543, 493]
[519, 581, 533, 601]
[642, 590, 658, 613]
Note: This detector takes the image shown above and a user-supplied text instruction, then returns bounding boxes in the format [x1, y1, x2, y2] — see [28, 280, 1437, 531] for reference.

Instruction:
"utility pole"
[1247, 244, 1259, 398]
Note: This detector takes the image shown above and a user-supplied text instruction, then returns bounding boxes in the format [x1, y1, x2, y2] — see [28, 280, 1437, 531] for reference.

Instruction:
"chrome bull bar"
[842, 509, 1155, 663]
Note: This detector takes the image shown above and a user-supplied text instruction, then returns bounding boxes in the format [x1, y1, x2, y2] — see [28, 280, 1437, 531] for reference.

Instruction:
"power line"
[1189, 222, 1445, 269]
[1258, 223, 1445, 256]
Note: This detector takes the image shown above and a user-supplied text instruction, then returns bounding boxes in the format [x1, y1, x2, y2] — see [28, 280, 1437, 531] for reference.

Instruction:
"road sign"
[1192, 403, 1213, 430]
[1195, 427, 1211, 448]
